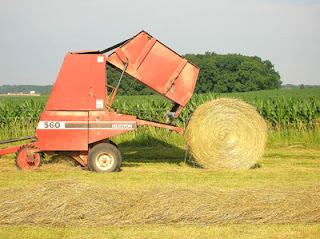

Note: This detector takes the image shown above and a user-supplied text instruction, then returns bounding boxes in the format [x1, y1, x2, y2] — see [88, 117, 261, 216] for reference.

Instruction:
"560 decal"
[37, 121, 136, 130]
[37, 121, 65, 129]
[45, 122, 61, 128]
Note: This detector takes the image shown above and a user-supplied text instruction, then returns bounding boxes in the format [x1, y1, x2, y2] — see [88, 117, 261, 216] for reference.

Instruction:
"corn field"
[113, 89, 320, 127]
[0, 89, 320, 142]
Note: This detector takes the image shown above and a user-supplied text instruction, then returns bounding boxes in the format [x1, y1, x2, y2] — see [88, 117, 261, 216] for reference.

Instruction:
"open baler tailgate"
[106, 31, 199, 108]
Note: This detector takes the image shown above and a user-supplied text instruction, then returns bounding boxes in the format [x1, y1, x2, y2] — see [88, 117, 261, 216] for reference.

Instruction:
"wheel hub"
[96, 153, 114, 170]
[27, 151, 36, 163]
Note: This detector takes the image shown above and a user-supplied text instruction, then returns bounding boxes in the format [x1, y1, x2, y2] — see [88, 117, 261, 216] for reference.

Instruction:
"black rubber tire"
[88, 143, 122, 173]
[109, 140, 118, 148]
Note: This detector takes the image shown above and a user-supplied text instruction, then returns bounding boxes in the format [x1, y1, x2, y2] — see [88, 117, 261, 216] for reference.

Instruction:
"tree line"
[107, 51, 282, 95]
[0, 52, 282, 96]
[0, 85, 52, 95]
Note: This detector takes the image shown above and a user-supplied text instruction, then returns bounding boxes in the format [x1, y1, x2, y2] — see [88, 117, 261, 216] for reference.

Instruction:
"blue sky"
[0, 0, 319, 85]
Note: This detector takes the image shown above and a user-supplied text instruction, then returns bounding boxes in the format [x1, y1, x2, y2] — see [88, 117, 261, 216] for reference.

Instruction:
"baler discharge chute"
[105, 31, 199, 118]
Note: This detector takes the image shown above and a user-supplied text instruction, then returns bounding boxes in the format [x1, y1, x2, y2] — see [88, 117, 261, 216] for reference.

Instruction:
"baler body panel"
[45, 53, 106, 111]
[0, 30, 197, 171]
[37, 111, 137, 151]
[106, 31, 199, 107]
[37, 111, 89, 151]
[88, 111, 136, 144]
[35, 31, 197, 152]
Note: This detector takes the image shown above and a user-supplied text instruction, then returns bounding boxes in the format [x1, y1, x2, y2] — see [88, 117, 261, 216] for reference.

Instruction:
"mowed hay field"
[0, 147, 319, 238]
[0, 89, 320, 238]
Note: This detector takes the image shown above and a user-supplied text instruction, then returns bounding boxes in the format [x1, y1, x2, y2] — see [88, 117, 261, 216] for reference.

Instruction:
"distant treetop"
[183, 52, 282, 93]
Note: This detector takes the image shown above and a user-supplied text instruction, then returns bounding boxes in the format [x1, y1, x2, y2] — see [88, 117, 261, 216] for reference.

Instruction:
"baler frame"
[0, 30, 199, 172]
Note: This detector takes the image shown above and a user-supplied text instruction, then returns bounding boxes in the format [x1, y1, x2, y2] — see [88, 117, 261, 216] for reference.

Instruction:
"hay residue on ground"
[0, 180, 319, 227]
[185, 98, 268, 169]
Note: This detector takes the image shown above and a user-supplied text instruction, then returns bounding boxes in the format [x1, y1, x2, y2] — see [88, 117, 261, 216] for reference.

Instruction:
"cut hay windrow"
[185, 98, 268, 169]
[0, 180, 319, 226]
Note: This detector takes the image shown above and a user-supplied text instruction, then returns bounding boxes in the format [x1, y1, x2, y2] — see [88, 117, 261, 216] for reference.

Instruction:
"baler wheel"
[15, 144, 43, 170]
[88, 143, 122, 173]
[109, 140, 118, 148]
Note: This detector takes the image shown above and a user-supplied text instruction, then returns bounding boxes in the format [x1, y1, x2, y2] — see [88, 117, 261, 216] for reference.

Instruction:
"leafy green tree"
[184, 52, 281, 93]
[1, 52, 280, 96]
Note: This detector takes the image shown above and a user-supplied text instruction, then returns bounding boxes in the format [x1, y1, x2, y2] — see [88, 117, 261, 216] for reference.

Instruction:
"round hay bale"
[185, 98, 267, 169]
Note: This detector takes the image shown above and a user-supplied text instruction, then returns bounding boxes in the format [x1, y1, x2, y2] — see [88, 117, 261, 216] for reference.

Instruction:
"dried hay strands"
[0, 180, 319, 226]
[185, 98, 268, 169]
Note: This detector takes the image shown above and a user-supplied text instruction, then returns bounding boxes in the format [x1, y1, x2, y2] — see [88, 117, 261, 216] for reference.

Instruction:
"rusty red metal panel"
[106, 31, 199, 107]
[45, 53, 106, 111]
[164, 62, 199, 106]
[0, 142, 40, 156]
[134, 38, 157, 69]
[36, 111, 89, 151]
[0, 145, 22, 156]
[88, 111, 137, 144]
[164, 58, 188, 93]
[115, 48, 128, 64]
[136, 119, 183, 134]
[69, 152, 88, 167]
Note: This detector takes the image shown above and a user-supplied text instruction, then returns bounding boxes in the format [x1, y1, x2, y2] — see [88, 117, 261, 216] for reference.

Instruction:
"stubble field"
[0, 88, 319, 238]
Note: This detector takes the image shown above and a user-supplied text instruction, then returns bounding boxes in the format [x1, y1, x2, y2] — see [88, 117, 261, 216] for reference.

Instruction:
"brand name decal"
[112, 124, 134, 129]
[37, 121, 136, 130]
